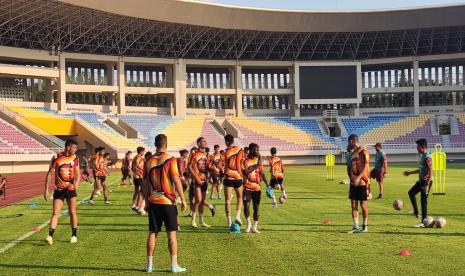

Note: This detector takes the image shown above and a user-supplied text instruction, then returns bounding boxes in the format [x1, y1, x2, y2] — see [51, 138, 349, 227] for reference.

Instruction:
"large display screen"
[298, 65, 358, 100]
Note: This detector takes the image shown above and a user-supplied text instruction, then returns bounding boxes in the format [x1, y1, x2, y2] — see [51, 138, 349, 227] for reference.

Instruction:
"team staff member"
[120, 151, 132, 186]
[370, 143, 388, 199]
[347, 134, 371, 233]
[242, 143, 269, 233]
[44, 139, 81, 245]
[223, 134, 245, 227]
[404, 139, 433, 228]
[142, 134, 187, 273]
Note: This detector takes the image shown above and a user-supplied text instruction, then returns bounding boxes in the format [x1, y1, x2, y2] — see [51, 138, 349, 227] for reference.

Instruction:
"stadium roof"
[1, 0, 465, 60]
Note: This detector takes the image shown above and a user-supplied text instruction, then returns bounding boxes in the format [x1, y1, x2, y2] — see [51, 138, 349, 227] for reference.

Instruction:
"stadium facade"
[1, 0, 465, 171]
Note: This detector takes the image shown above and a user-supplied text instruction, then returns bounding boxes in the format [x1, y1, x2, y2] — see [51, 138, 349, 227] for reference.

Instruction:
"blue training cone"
[230, 221, 241, 234]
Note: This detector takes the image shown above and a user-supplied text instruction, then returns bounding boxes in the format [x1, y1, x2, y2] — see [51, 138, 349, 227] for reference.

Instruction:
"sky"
[193, 0, 465, 10]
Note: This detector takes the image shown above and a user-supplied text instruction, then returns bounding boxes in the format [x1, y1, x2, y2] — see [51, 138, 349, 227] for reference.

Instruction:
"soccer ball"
[423, 216, 435, 228]
[279, 196, 286, 204]
[435, 217, 447, 228]
[393, 199, 404, 210]
[139, 209, 147, 216]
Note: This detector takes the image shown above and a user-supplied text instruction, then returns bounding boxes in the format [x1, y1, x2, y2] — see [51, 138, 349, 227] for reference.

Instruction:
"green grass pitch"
[1, 163, 465, 275]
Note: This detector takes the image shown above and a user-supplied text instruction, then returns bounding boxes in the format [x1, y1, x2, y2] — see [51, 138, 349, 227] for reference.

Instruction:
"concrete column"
[174, 59, 186, 117]
[413, 58, 420, 115]
[57, 54, 66, 111]
[106, 63, 114, 86]
[117, 57, 126, 114]
[235, 64, 242, 117]
[165, 65, 173, 88]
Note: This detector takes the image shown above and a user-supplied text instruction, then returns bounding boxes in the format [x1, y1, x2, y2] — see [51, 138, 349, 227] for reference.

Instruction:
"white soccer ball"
[393, 199, 404, 211]
[435, 217, 447, 228]
[279, 196, 286, 204]
[423, 216, 435, 228]
[139, 210, 147, 216]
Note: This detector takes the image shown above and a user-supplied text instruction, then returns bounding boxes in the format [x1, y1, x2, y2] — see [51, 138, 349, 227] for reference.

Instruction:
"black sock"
[89, 195, 94, 200]
[72, 228, 77, 237]
[49, 228, 55, 237]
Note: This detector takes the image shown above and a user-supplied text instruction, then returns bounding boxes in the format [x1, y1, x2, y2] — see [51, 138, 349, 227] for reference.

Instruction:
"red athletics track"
[0, 171, 48, 208]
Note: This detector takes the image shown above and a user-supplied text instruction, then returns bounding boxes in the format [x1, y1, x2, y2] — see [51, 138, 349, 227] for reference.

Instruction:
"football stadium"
[1, 0, 465, 274]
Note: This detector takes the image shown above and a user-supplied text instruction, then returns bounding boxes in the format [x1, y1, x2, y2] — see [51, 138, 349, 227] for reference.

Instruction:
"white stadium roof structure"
[0, 0, 465, 60]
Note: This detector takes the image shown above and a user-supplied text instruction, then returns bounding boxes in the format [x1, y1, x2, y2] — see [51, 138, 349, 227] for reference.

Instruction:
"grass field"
[1, 163, 465, 275]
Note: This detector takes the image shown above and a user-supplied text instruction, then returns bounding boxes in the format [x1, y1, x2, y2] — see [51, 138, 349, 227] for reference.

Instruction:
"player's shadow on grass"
[0, 263, 142, 273]
[379, 231, 465, 237]
[290, 197, 341, 200]
[78, 222, 146, 227]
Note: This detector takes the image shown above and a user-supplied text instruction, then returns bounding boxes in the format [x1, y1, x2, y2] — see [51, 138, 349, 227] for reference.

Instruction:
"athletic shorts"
[195, 181, 208, 193]
[189, 184, 195, 198]
[349, 184, 368, 201]
[370, 169, 385, 183]
[134, 178, 143, 187]
[94, 175, 106, 183]
[211, 174, 220, 184]
[122, 169, 130, 178]
[270, 177, 283, 188]
[54, 189, 77, 200]
[243, 189, 261, 204]
[224, 179, 243, 189]
[148, 203, 178, 233]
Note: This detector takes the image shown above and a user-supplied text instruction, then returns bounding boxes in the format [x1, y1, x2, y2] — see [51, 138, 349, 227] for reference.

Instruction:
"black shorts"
[224, 179, 243, 189]
[349, 185, 368, 201]
[189, 184, 195, 198]
[134, 178, 143, 187]
[211, 174, 221, 184]
[122, 169, 130, 178]
[148, 203, 178, 233]
[270, 177, 284, 188]
[195, 181, 208, 193]
[370, 169, 385, 183]
[243, 189, 261, 204]
[94, 175, 106, 183]
[53, 189, 77, 201]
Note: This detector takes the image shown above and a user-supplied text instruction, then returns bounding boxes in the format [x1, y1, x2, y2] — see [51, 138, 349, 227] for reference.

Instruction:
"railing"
[0, 147, 60, 155]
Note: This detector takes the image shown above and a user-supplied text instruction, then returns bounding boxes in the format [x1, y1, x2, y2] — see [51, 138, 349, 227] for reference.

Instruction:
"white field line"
[0, 177, 120, 254]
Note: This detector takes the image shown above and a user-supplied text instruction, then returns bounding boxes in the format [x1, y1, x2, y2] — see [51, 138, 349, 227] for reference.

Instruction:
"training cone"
[323, 219, 332, 225]
[399, 249, 411, 256]
[32, 227, 41, 233]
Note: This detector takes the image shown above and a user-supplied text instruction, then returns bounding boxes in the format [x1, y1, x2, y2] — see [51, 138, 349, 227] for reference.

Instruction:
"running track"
[0, 171, 48, 208]
[0, 169, 120, 208]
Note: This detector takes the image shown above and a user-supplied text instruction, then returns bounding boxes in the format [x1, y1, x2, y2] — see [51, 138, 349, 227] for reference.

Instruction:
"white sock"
[189, 211, 192, 216]
[236, 210, 241, 220]
[363, 217, 368, 226]
[199, 213, 204, 224]
[171, 255, 178, 267]
[283, 191, 287, 196]
[227, 215, 232, 226]
[191, 212, 196, 223]
[246, 217, 251, 231]
[353, 217, 359, 229]
[147, 256, 153, 268]
[208, 204, 213, 209]
[253, 220, 258, 230]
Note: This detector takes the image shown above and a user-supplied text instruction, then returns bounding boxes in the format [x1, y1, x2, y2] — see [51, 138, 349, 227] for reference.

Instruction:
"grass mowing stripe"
[0, 177, 120, 254]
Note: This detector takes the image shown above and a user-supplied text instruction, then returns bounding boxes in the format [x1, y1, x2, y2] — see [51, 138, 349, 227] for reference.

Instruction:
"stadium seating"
[73, 112, 144, 150]
[229, 117, 338, 151]
[341, 115, 443, 147]
[119, 115, 179, 147]
[450, 114, 465, 147]
[0, 117, 51, 154]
